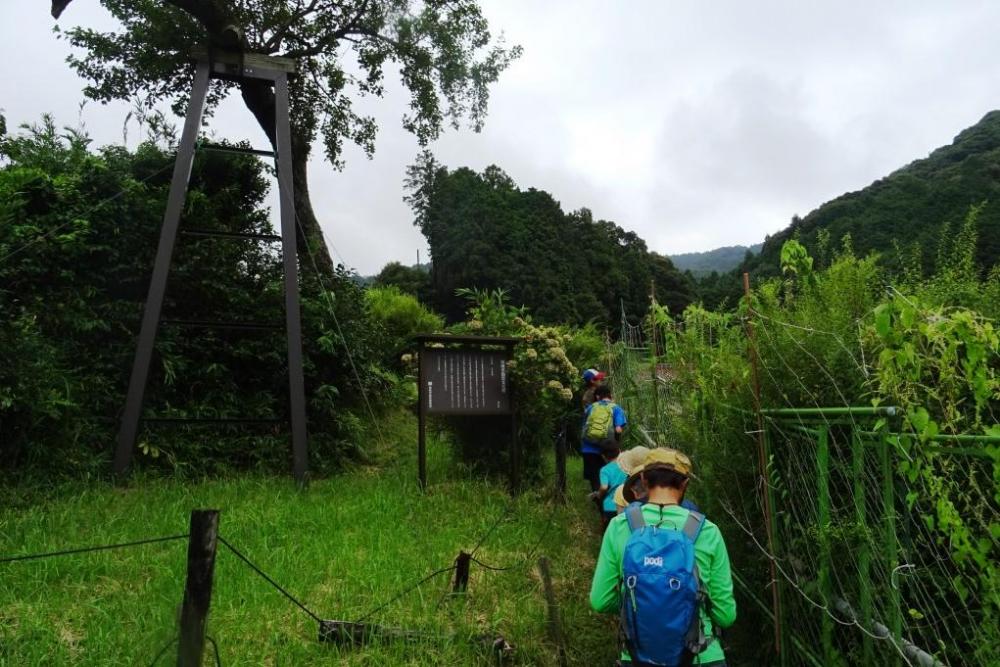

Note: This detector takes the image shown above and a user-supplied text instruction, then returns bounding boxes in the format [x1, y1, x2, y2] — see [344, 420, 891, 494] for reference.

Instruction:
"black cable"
[148, 636, 178, 666]
[217, 535, 322, 623]
[206, 634, 222, 667]
[354, 565, 457, 623]
[468, 555, 513, 572]
[0, 534, 187, 564]
[469, 461, 565, 559]
[469, 504, 513, 557]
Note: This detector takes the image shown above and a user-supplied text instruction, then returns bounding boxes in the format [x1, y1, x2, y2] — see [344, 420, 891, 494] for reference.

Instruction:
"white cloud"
[3, 1, 1000, 271]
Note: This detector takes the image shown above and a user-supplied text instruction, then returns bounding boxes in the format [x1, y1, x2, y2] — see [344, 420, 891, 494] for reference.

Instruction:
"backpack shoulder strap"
[682, 510, 706, 543]
[624, 502, 646, 533]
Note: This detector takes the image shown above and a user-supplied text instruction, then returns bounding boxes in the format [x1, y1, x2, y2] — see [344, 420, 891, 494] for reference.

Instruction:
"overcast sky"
[3, 1, 1000, 274]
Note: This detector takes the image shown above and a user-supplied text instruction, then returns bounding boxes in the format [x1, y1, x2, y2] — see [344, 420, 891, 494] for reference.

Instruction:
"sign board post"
[415, 334, 520, 491]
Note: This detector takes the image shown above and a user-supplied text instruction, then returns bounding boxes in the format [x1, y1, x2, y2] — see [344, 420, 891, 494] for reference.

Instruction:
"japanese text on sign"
[420, 348, 510, 415]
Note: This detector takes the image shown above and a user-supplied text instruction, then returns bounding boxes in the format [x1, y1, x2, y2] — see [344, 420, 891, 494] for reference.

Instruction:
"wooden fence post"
[536, 556, 568, 667]
[555, 418, 567, 502]
[453, 552, 472, 593]
[418, 340, 427, 491]
[742, 272, 785, 663]
[177, 509, 220, 667]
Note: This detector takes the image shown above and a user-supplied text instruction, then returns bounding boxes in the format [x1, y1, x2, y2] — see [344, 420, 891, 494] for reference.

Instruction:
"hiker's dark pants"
[582, 452, 603, 491]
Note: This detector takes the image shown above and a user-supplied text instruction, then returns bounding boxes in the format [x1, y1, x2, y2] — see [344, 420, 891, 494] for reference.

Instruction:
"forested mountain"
[701, 110, 1000, 307]
[404, 153, 695, 326]
[669, 243, 762, 276]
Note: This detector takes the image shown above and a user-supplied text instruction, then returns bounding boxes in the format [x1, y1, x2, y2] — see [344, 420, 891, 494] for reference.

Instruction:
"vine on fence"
[870, 295, 1000, 618]
[611, 230, 1000, 666]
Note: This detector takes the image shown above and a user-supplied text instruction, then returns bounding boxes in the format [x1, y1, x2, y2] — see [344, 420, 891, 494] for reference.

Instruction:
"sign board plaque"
[420, 348, 511, 415]
[414, 334, 521, 492]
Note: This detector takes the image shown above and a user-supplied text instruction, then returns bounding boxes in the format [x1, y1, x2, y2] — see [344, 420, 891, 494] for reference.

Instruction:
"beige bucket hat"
[620, 447, 694, 504]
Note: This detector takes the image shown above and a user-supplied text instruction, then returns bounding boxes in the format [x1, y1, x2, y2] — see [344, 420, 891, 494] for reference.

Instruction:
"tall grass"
[1, 413, 616, 666]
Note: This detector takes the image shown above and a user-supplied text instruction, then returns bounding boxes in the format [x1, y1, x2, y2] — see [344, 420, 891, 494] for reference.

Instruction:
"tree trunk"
[240, 79, 335, 280]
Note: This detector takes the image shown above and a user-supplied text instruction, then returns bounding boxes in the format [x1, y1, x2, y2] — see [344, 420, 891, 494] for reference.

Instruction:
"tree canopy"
[372, 260, 430, 301]
[52, 0, 520, 274]
[404, 152, 695, 327]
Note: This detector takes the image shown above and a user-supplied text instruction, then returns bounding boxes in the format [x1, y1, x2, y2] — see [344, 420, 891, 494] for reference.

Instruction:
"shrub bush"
[444, 288, 593, 479]
[364, 285, 443, 367]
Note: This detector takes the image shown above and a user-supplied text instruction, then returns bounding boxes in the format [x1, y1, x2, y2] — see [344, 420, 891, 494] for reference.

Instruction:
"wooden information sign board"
[415, 334, 520, 491]
[420, 348, 511, 415]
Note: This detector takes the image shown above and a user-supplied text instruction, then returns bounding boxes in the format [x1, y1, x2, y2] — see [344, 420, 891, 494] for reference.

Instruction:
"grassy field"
[0, 415, 617, 666]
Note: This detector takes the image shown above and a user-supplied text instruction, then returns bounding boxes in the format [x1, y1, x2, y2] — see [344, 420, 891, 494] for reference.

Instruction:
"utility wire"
[0, 534, 187, 564]
[148, 635, 178, 667]
[274, 163, 388, 452]
[468, 555, 511, 572]
[206, 634, 222, 667]
[469, 503, 513, 557]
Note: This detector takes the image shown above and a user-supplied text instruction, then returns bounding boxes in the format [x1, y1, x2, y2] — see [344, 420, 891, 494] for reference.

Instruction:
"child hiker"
[589, 439, 628, 529]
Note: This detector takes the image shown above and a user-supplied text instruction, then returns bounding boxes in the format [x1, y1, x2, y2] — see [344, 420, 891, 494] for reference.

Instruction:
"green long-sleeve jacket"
[589, 503, 737, 665]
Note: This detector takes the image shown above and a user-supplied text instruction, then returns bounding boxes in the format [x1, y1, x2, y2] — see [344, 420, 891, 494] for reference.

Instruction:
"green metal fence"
[734, 407, 997, 667]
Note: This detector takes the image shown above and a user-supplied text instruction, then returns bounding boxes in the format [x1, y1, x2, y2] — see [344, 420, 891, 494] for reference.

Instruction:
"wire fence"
[1, 473, 567, 664]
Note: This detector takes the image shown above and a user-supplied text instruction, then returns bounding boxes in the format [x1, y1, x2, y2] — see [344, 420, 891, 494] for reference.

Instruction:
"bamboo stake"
[742, 272, 784, 662]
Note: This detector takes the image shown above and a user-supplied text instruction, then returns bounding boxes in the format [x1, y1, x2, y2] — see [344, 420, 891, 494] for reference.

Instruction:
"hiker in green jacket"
[590, 448, 737, 666]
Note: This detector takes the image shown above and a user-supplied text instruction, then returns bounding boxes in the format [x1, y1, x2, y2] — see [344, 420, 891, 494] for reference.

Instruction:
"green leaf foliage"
[652, 237, 1000, 664]
[0, 117, 391, 477]
[364, 285, 443, 367]
[372, 260, 431, 302]
[404, 151, 696, 327]
[445, 289, 601, 479]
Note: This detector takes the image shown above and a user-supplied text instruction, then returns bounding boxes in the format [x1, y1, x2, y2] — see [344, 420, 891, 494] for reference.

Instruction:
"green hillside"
[699, 110, 1000, 306]
[405, 153, 695, 326]
[751, 110, 1000, 279]
[669, 243, 762, 276]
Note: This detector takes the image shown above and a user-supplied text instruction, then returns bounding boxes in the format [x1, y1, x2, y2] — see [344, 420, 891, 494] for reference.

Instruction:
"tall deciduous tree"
[50, 0, 520, 275]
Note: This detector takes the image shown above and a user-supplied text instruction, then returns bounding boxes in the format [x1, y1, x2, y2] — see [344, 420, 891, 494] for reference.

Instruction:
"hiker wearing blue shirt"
[592, 439, 628, 529]
[581, 385, 627, 492]
[580, 368, 606, 411]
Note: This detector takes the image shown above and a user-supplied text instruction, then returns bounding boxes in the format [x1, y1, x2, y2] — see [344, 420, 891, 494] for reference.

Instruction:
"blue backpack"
[620, 502, 712, 666]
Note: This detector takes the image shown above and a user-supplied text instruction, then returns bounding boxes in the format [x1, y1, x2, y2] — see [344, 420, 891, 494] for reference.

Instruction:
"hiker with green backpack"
[581, 384, 627, 492]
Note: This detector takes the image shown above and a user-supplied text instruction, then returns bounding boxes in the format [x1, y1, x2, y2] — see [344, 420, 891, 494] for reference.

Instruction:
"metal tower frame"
[114, 52, 309, 483]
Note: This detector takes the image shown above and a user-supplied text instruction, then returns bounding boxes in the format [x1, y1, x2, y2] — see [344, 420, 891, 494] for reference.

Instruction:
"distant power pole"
[417, 249, 420, 268]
